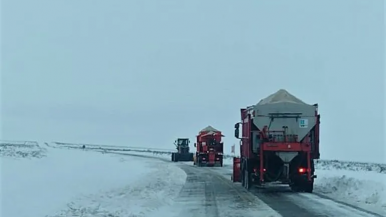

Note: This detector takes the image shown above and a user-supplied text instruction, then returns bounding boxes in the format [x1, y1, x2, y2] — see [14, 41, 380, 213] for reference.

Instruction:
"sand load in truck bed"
[199, 126, 224, 137]
[253, 89, 317, 141]
[199, 125, 221, 133]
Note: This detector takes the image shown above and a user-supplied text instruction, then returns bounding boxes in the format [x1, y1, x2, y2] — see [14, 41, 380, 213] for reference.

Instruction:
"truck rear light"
[298, 168, 306, 173]
[253, 168, 265, 173]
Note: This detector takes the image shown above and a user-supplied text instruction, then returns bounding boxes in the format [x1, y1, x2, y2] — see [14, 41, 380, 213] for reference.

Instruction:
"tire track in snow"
[207, 167, 382, 217]
[106, 152, 280, 216]
[102, 152, 383, 217]
[175, 164, 281, 217]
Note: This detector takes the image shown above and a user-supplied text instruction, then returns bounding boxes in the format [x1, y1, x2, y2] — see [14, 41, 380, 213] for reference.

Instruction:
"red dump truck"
[194, 126, 224, 167]
[232, 89, 320, 193]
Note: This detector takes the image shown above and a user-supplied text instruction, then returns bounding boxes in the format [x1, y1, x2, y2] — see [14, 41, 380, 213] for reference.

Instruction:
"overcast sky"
[1, 0, 385, 163]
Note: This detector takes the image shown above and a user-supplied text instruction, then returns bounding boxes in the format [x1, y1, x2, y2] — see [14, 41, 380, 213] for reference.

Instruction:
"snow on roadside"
[0, 141, 47, 159]
[2, 146, 186, 217]
[314, 169, 386, 216]
[316, 159, 386, 174]
[50, 158, 187, 217]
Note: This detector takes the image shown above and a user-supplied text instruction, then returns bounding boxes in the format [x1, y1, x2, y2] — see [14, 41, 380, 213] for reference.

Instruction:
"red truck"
[194, 126, 224, 167]
[232, 89, 320, 193]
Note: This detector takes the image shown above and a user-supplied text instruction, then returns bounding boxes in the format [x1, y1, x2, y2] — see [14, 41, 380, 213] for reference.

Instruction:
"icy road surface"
[209, 164, 385, 217]
[108, 153, 386, 217]
[1, 145, 186, 217]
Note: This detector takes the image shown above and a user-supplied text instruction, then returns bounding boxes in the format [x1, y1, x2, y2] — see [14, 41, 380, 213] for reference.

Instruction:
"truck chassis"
[194, 152, 223, 167]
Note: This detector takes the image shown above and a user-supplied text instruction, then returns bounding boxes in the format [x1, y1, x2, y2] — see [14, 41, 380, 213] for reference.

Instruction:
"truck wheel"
[304, 182, 314, 193]
[290, 183, 300, 192]
[244, 170, 251, 190]
[171, 153, 175, 162]
[241, 171, 245, 187]
[290, 181, 313, 193]
[240, 167, 245, 187]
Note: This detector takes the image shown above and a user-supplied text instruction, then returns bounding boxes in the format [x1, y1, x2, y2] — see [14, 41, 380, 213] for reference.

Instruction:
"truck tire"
[241, 170, 245, 187]
[304, 182, 314, 193]
[290, 181, 313, 193]
[244, 160, 253, 190]
[290, 183, 300, 192]
[171, 153, 175, 162]
[241, 160, 245, 187]
[244, 169, 251, 190]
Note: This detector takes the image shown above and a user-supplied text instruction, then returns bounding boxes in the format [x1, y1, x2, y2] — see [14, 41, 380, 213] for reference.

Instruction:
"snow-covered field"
[1, 142, 186, 217]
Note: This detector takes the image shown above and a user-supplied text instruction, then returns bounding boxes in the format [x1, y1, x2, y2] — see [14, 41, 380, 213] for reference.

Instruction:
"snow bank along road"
[1, 142, 186, 217]
[2, 141, 385, 217]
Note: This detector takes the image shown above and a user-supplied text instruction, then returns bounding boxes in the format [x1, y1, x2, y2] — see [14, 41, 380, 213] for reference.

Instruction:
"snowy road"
[111, 151, 383, 217]
[208, 167, 384, 217]
[163, 164, 280, 217]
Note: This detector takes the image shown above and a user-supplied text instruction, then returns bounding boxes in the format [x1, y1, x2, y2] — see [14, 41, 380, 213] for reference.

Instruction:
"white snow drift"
[1, 144, 186, 217]
[314, 169, 386, 216]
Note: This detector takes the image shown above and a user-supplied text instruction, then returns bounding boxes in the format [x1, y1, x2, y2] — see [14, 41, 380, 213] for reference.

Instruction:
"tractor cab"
[175, 138, 189, 147]
[171, 138, 194, 162]
[174, 138, 190, 154]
